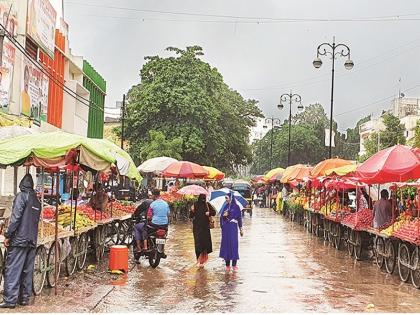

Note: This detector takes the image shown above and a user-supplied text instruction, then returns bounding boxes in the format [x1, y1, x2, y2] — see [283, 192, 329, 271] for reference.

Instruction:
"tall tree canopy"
[124, 46, 263, 172]
[250, 104, 369, 174]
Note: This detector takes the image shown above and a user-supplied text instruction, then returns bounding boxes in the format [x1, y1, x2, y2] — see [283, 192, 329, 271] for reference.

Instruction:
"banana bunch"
[381, 212, 412, 236]
[57, 212, 95, 229]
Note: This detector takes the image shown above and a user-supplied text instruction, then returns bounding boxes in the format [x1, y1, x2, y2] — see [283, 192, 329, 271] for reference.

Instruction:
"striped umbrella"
[209, 188, 249, 214]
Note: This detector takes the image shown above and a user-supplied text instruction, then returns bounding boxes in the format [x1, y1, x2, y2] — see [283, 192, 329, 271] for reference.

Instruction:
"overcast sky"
[50, 0, 420, 131]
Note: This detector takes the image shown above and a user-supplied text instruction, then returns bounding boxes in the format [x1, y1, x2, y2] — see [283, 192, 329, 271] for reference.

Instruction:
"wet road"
[9, 207, 420, 312]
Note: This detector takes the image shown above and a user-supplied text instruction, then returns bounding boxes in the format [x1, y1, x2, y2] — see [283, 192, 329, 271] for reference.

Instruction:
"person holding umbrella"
[219, 191, 243, 272]
[189, 193, 216, 268]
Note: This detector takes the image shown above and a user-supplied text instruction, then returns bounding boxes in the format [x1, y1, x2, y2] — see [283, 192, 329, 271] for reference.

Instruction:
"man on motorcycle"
[138, 189, 170, 252]
[133, 197, 153, 252]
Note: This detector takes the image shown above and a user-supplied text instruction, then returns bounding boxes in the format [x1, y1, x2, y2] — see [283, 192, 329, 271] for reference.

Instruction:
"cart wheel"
[410, 246, 420, 288]
[105, 221, 119, 247]
[375, 237, 385, 269]
[122, 220, 134, 246]
[65, 237, 78, 276]
[354, 231, 363, 260]
[46, 241, 61, 288]
[347, 229, 354, 257]
[334, 224, 342, 250]
[398, 242, 411, 283]
[76, 233, 89, 270]
[95, 226, 105, 262]
[385, 239, 396, 274]
[33, 245, 47, 295]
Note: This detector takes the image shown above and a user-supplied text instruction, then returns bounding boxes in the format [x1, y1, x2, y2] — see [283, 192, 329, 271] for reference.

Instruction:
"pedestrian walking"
[1, 174, 41, 308]
[189, 194, 216, 268]
[219, 192, 243, 272]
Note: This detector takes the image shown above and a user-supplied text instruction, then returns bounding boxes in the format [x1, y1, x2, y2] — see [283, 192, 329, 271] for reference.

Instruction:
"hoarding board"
[21, 56, 49, 125]
[27, 0, 57, 58]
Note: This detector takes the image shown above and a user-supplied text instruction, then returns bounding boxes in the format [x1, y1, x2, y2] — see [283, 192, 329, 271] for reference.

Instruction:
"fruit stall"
[0, 131, 141, 295]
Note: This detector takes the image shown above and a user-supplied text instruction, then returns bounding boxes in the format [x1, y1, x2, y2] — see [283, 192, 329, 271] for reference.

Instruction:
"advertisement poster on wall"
[26, 0, 57, 59]
[21, 56, 49, 125]
[0, 39, 15, 111]
[0, 0, 18, 112]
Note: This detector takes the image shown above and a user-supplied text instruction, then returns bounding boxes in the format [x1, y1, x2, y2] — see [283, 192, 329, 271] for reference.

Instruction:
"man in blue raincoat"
[0, 174, 41, 308]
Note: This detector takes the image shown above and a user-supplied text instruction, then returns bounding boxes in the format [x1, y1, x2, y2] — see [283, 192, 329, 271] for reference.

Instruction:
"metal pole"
[54, 172, 60, 296]
[329, 41, 336, 159]
[121, 94, 126, 149]
[270, 119, 274, 170]
[288, 95, 292, 166]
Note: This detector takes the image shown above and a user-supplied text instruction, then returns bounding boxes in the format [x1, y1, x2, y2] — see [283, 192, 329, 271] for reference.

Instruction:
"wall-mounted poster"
[0, 0, 18, 112]
[27, 0, 57, 58]
[0, 39, 15, 111]
[21, 56, 49, 125]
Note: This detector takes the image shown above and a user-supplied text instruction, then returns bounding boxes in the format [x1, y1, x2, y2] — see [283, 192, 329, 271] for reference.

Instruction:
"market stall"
[0, 131, 141, 294]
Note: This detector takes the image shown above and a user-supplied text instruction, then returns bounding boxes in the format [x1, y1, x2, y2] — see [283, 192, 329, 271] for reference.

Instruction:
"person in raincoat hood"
[1, 174, 41, 308]
[219, 191, 243, 272]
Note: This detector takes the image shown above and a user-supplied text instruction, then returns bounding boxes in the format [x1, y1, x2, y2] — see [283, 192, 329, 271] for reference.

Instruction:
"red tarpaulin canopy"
[162, 161, 209, 179]
[356, 145, 420, 184]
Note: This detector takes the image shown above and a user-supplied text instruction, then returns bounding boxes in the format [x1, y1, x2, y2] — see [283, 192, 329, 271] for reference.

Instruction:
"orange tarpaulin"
[281, 164, 311, 183]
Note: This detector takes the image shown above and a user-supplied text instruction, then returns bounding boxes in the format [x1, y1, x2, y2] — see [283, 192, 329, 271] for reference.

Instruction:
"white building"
[359, 97, 420, 155]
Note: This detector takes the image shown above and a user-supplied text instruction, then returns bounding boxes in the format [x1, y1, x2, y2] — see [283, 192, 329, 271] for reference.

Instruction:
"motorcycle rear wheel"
[149, 250, 161, 268]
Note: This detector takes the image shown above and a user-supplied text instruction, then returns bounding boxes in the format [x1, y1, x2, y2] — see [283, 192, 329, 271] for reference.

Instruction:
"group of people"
[133, 189, 244, 271]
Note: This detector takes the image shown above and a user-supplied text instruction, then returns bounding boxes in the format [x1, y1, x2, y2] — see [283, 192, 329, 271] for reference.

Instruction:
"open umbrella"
[263, 167, 285, 182]
[325, 164, 357, 176]
[203, 166, 225, 181]
[281, 164, 311, 183]
[162, 161, 209, 179]
[310, 158, 353, 177]
[356, 145, 420, 184]
[177, 184, 208, 196]
[209, 188, 249, 213]
[137, 156, 178, 174]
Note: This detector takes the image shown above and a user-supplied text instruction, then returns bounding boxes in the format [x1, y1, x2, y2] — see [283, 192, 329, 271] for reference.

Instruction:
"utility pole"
[120, 94, 125, 149]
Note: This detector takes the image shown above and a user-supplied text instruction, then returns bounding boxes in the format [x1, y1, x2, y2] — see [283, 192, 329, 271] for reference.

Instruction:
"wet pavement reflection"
[10, 207, 420, 312]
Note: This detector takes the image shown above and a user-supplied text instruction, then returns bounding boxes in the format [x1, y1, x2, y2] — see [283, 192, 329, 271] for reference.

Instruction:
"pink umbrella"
[177, 185, 208, 196]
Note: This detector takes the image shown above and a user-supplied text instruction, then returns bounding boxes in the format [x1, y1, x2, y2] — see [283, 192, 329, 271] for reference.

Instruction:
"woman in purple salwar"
[219, 192, 244, 272]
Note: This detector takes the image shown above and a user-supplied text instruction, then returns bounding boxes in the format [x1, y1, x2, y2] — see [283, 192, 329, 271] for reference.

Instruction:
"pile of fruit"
[38, 221, 65, 239]
[392, 218, 420, 245]
[43, 207, 56, 220]
[111, 200, 136, 214]
[320, 202, 339, 215]
[77, 204, 111, 221]
[341, 208, 373, 230]
[57, 205, 96, 228]
[381, 212, 412, 236]
[160, 192, 182, 203]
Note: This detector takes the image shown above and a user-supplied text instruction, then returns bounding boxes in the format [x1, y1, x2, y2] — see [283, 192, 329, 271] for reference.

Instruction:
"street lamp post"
[313, 37, 354, 158]
[278, 92, 303, 166]
[264, 117, 281, 170]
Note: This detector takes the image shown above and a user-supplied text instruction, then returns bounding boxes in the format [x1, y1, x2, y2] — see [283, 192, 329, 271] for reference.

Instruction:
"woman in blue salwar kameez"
[219, 192, 243, 272]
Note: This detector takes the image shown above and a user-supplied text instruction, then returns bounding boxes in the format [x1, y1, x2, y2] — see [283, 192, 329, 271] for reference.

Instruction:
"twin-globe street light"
[278, 92, 303, 167]
[313, 37, 354, 158]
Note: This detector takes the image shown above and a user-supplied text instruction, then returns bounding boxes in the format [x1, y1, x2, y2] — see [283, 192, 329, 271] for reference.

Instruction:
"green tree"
[335, 115, 371, 160]
[125, 46, 262, 172]
[413, 120, 420, 148]
[359, 113, 406, 161]
[139, 130, 183, 160]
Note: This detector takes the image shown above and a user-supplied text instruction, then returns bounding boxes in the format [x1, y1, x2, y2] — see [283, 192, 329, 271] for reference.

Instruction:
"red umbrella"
[356, 145, 420, 184]
[177, 184, 208, 196]
[162, 161, 209, 179]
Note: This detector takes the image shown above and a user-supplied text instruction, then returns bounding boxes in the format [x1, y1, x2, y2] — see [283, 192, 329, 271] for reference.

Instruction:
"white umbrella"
[137, 156, 178, 174]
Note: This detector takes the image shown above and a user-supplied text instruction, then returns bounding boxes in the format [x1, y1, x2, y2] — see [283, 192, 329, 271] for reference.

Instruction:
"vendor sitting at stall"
[89, 183, 109, 212]
[373, 189, 392, 228]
